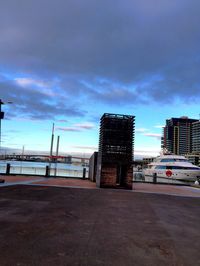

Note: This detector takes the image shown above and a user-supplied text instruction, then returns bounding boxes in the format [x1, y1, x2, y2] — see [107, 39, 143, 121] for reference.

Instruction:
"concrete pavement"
[0, 184, 199, 265]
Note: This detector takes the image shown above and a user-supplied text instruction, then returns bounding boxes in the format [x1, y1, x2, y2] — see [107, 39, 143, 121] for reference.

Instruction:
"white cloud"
[56, 127, 81, 132]
[74, 122, 95, 129]
[154, 125, 164, 129]
[15, 77, 46, 87]
[14, 77, 55, 96]
[72, 145, 97, 151]
[134, 146, 160, 158]
[56, 122, 95, 132]
[143, 133, 162, 140]
[135, 127, 148, 133]
[57, 119, 68, 123]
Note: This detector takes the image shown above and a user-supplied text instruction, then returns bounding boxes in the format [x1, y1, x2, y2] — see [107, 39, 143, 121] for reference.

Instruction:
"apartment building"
[162, 116, 198, 155]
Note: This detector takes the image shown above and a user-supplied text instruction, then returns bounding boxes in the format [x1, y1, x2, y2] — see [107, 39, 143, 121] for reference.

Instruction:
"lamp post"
[0, 100, 4, 152]
[0, 99, 12, 154]
[54, 135, 60, 176]
[48, 123, 55, 176]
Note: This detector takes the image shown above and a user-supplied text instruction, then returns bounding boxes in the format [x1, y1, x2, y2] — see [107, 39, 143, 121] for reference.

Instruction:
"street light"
[0, 99, 13, 154]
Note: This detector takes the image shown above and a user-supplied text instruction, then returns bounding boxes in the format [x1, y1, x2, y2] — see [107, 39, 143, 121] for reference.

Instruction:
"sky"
[0, 0, 200, 158]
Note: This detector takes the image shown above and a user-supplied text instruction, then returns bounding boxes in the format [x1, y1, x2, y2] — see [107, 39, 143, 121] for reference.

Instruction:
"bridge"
[0, 154, 90, 164]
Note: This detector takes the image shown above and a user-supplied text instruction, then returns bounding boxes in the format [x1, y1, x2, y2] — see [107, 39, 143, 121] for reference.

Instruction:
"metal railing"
[0, 162, 88, 179]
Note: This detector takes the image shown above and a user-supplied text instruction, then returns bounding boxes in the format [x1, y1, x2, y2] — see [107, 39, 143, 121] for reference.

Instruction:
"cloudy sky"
[0, 0, 200, 157]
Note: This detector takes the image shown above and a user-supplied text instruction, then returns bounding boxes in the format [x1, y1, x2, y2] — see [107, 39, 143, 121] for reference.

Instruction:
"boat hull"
[143, 169, 200, 182]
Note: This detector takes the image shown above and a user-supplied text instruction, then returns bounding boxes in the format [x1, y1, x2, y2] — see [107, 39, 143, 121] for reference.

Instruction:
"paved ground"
[0, 184, 200, 266]
[1, 175, 200, 197]
[133, 182, 200, 197]
[0, 175, 96, 189]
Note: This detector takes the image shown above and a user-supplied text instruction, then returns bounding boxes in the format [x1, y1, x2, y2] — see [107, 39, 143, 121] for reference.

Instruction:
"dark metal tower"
[96, 113, 135, 189]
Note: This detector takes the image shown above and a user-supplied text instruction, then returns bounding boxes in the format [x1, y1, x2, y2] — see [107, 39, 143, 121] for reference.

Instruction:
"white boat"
[143, 154, 200, 182]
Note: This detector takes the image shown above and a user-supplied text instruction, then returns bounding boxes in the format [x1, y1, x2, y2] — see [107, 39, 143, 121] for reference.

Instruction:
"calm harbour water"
[0, 161, 191, 184]
[0, 160, 89, 178]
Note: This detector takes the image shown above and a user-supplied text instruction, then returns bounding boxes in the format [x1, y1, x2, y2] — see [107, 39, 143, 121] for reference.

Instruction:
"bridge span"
[0, 154, 90, 164]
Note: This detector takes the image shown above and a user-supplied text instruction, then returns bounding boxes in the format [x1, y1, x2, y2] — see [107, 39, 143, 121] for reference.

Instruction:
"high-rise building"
[96, 113, 135, 189]
[162, 116, 198, 155]
[192, 120, 200, 153]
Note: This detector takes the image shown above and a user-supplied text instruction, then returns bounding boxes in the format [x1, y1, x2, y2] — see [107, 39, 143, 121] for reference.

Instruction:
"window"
[160, 158, 188, 162]
[155, 165, 200, 170]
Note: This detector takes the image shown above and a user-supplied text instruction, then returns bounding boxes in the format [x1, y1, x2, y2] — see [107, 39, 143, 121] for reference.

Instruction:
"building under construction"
[96, 113, 135, 189]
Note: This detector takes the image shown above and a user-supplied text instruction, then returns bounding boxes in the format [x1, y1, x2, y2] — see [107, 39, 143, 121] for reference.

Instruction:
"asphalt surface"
[0, 185, 200, 266]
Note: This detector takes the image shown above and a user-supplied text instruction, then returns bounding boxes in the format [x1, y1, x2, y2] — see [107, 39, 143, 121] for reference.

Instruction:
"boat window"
[160, 158, 188, 162]
[155, 166, 166, 169]
[174, 159, 188, 162]
[155, 165, 200, 170]
[171, 166, 200, 170]
[160, 159, 175, 162]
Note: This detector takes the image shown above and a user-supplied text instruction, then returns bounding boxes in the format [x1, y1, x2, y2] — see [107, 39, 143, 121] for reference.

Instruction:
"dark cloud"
[0, 75, 86, 120]
[0, 0, 200, 112]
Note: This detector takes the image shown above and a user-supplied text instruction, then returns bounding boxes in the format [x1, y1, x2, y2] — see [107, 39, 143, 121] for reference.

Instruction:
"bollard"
[83, 167, 86, 179]
[45, 166, 50, 177]
[153, 173, 157, 184]
[6, 163, 10, 175]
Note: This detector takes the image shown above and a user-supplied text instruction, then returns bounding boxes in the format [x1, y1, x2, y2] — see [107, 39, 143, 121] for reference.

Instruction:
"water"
[1, 162, 191, 184]
[0, 160, 89, 178]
